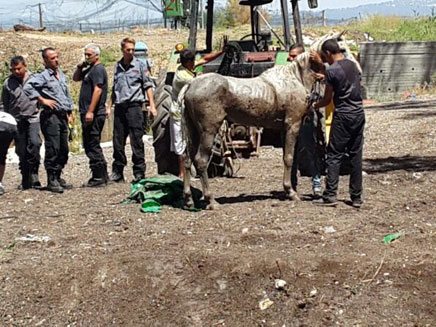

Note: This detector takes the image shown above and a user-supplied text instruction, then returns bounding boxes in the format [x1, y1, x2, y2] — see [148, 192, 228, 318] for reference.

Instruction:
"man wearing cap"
[108, 37, 157, 183]
[24, 47, 74, 193]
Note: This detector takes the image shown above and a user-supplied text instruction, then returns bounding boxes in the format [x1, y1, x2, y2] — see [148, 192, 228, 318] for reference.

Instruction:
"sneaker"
[351, 199, 363, 209]
[0, 184, 5, 195]
[313, 197, 337, 207]
[131, 175, 145, 183]
[312, 188, 322, 200]
[109, 171, 125, 183]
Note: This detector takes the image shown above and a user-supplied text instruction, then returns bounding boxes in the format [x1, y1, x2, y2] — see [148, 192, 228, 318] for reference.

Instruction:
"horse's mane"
[260, 51, 310, 84]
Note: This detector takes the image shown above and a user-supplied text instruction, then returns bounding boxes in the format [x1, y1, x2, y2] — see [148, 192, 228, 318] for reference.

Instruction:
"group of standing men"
[0, 37, 156, 194]
[0, 36, 365, 207]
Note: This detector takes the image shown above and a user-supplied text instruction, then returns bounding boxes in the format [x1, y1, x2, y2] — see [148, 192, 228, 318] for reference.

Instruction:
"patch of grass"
[100, 47, 119, 67]
[347, 15, 436, 41]
[0, 61, 10, 91]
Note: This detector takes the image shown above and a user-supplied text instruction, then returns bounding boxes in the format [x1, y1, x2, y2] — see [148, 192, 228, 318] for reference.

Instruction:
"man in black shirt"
[312, 39, 365, 208]
[73, 43, 109, 187]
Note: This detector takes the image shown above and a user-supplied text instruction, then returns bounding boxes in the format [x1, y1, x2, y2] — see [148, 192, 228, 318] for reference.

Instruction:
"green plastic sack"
[124, 174, 205, 213]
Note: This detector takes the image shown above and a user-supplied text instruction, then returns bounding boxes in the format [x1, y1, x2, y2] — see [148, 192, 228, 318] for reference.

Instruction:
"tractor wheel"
[151, 69, 179, 176]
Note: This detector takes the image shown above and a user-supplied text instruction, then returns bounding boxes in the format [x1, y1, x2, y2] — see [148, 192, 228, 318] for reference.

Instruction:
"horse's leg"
[195, 131, 219, 210]
[183, 115, 198, 208]
[283, 122, 300, 201]
[183, 149, 195, 208]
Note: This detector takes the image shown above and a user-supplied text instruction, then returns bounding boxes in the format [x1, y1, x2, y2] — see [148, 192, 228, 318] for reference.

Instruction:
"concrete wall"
[359, 41, 436, 99]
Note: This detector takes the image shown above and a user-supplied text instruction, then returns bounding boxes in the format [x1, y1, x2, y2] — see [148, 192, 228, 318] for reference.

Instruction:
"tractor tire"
[151, 69, 179, 176]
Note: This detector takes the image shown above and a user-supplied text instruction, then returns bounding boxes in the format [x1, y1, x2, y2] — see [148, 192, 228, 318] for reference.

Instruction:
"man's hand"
[149, 104, 157, 119]
[85, 111, 94, 124]
[40, 98, 58, 109]
[313, 72, 325, 81]
[67, 112, 74, 125]
[310, 50, 323, 65]
[105, 103, 112, 120]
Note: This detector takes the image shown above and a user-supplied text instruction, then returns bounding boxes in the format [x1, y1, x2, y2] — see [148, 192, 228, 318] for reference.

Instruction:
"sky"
[0, 0, 392, 26]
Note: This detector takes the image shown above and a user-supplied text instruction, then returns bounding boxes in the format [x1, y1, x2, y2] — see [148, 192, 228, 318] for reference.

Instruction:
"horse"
[181, 33, 357, 209]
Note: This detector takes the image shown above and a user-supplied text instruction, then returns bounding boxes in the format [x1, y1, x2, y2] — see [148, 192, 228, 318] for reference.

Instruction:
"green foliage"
[348, 15, 436, 41]
[394, 16, 436, 41]
[99, 47, 119, 67]
[0, 61, 10, 91]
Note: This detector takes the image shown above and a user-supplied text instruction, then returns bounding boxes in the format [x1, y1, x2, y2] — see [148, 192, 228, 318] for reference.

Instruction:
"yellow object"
[325, 100, 335, 144]
[175, 43, 185, 52]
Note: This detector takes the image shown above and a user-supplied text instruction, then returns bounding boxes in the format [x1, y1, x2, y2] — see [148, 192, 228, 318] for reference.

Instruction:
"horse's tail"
[180, 82, 195, 161]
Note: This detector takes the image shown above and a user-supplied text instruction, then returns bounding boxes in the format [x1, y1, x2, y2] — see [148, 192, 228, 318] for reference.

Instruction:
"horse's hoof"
[206, 201, 219, 210]
[289, 193, 300, 201]
[183, 197, 195, 209]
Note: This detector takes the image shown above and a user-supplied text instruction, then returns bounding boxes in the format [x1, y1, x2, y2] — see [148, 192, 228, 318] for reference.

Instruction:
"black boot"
[57, 171, 72, 189]
[47, 171, 64, 193]
[28, 166, 42, 189]
[85, 167, 107, 188]
[102, 165, 109, 183]
[19, 171, 31, 190]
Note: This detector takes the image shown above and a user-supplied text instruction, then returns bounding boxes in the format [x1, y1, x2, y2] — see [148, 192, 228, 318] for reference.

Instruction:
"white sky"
[299, 0, 391, 11]
[0, 0, 392, 24]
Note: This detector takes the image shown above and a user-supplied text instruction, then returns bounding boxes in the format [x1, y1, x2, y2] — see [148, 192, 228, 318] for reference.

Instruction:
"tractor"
[152, 0, 319, 177]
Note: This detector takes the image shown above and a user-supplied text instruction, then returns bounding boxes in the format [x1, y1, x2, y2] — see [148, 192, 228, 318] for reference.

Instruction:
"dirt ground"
[1, 101, 435, 326]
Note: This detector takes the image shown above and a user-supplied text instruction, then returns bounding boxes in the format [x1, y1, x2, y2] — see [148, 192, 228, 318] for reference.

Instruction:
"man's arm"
[23, 74, 58, 109]
[146, 87, 157, 118]
[1, 84, 10, 113]
[313, 85, 333, 109]
[195, 50, 223, 67]
[72, 63, 86, 82]
[85, 84, 103, 123]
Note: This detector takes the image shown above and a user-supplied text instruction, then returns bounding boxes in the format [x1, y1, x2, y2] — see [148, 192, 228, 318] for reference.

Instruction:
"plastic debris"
[383, 232, 404, 244]
[324, 226, 336, 234]
[259, 298, 274, 310]
[15, 234, 52, 243]
[275, 279, 287, 289]
[310, 289, 318, 297]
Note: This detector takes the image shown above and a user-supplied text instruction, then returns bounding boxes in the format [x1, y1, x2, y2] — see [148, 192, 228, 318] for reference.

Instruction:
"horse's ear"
[337, 30, 347, 41]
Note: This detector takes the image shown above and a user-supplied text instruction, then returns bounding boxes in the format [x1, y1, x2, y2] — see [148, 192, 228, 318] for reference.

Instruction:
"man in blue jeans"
[312, 39, 365, 208]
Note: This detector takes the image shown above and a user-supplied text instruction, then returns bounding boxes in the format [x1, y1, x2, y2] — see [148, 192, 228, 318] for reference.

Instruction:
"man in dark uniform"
[108, 37, 157, 183]
[73, 43, 109, 187]
[312, 39, 365, 208]
[2, 56, 42, 190]
[24, 47, 74, 193]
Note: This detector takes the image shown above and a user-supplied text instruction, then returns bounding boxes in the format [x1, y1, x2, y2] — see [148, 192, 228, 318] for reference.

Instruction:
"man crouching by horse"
[312, 39, 365, 208]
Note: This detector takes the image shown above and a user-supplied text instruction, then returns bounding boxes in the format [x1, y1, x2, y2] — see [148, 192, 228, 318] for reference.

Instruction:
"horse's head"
[292, 51, 324, 92]
[310, 31, 362, 73]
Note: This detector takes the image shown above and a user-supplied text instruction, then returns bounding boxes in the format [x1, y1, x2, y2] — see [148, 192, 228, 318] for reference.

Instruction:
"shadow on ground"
[400, 111, 436, 119]
[216, 191, 286, 204]
[364, 155, 436, 174]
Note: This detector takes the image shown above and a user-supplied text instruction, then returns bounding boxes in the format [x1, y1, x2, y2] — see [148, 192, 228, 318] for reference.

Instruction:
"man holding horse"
[312, 39, 365, 208]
